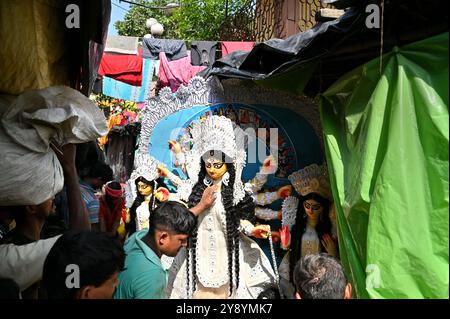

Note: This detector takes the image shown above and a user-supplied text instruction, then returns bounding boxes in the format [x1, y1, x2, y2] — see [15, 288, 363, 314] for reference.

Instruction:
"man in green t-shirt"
[114, 186, 217, 299]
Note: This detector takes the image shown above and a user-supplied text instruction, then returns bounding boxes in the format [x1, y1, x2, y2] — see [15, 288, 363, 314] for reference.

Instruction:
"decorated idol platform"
[125, 76, 337, 299]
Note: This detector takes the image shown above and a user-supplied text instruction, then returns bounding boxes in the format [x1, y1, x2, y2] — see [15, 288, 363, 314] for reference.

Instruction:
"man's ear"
[25, 205, 37, 215]
[77, 286, 94, 299]
[295, 292, 302, 299]
[344, 283, 353, 299]
[158, 231, 169, 246]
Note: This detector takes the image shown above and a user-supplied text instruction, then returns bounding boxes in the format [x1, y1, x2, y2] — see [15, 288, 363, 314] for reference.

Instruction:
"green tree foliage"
[115, 0, 252, 40]
[170, 0, 227, 41]
[115, 0, 178, 38]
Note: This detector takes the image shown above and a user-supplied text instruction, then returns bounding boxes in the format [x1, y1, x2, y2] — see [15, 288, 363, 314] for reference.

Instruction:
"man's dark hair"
[294, 253, 348, 299]
[257, 286, 281, 299]
[85, 162, 113, 181]
[42, 230, 125, 299]
[75, 142, 105, 176]
[149, 201, 196, 235]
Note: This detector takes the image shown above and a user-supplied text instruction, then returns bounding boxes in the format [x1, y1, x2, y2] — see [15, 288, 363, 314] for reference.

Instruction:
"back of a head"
[294, 253, 348, 299]
[42, 230, 124, 299]
[257, 286, 281, 299]
[75, 142, 105, 174]
[86, 162, 113, 181]
[107, 181, 121, 190]
[150, 201, 196, 235]
[104, 181, 123, 200]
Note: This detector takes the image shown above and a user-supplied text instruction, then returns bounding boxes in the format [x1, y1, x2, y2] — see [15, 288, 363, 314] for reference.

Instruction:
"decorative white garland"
[138, 76, 211, 158]
[282, 196, 299, 230]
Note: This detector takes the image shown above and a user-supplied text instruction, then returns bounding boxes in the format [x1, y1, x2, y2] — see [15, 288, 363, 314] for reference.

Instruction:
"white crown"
[282, 196, 299, 230]
[185, 115, 247, 205]
[125, 153, 160, 208]
[133, 153, 159, 182]
[190, 115, 237, 160]
[288, 163, 332, 200]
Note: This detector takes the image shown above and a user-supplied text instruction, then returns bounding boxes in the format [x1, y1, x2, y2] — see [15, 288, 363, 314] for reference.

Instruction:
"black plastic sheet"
[201, 0, 448, 95]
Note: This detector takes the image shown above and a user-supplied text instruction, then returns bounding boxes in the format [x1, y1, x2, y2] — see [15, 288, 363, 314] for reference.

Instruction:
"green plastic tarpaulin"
[320, 32, 449, 298]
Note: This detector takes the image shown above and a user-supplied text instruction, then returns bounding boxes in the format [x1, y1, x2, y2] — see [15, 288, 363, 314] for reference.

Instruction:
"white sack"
[0, 86, 108, 206]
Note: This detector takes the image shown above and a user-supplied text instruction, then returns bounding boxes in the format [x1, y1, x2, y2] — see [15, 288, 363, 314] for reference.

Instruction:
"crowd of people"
[0, 105, 352, 300]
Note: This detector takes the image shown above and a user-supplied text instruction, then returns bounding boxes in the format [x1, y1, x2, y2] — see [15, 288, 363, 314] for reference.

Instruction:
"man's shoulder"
[79, 182, 96, 197]
[120, 239, 164, 277]
[0, 229, 34, 246]
[117, 257, 165, 295]
[122, 252, 164, 275]
[119, 262, 165, 280]
[116, 260, 166, 299]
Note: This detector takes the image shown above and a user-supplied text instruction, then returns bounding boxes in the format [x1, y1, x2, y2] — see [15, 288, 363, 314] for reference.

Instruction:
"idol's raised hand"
[157, 164, 169, 177]
[251, 224, 271, 239]
[154, 187, 170, 202]
[277, 185, 292, 199]
[321, 234, 338, 258]
[260, 154, 278, 174]
[168, 140, 182, 154]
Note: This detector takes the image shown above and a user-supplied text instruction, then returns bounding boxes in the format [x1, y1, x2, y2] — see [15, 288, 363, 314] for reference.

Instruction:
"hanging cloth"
[157, 51, 206, 93]
[102, 58, 155, 102]
[191, 41, 218, 66]
[142, 38, 187, 61]
[221, 41, 255, 57]
[98, 49, 143, 86]
[105, 35, 139, 55]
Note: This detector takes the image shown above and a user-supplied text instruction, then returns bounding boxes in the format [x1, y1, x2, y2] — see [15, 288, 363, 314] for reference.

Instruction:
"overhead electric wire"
[118, 0, 180, 10]
[112, 1, 129, 12]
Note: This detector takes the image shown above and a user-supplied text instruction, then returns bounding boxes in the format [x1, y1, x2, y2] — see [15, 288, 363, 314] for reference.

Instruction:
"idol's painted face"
[137, 181, 153, 197]
[303, 199, 323, 220]
[205, 157, 228, 181]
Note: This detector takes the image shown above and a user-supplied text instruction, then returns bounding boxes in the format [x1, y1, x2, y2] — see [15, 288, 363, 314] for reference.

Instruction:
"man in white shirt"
[0, 236, 61, 291]
[0, 144, 91, 292]
[0, 87, 106, 295]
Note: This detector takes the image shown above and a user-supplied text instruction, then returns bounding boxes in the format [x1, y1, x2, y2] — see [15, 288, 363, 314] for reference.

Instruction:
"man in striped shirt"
[79, 162, 113, 230]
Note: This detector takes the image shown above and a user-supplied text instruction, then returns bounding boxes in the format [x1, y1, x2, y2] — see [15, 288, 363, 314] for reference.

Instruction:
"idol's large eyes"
[213, 163, 224, 169]
[303, 201, 322, 211]
[205, 162, 224, 169]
